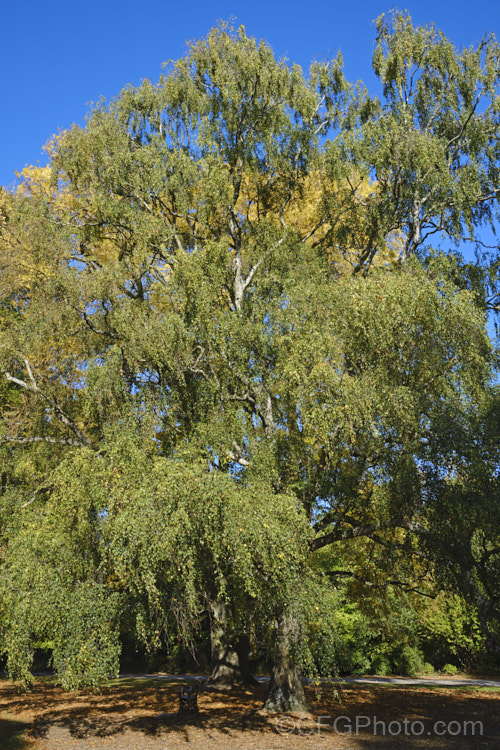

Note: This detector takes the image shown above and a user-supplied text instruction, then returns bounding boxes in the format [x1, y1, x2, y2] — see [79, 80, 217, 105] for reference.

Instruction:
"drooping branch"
[326, 568, 437, 598]
[4, 359, 91, 447]
[311, 521, 389, 550]
[311, 513, 433, 562]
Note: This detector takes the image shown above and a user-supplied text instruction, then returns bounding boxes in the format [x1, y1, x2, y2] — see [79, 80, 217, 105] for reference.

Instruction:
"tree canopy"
[1, 12, 499, 707]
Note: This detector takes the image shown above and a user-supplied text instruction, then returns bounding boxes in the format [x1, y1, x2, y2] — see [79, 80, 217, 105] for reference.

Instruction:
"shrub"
[392, 645, 425, 677]
[352, 656, 372, 676]
[419, 593, 486, 671]
[442, 663, 459, 675]
[371, 655, 392, 676]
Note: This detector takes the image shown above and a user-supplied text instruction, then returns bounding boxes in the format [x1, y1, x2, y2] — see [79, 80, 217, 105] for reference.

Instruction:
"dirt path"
[1, 678, 500, 749]
[121, 672, 500, 688]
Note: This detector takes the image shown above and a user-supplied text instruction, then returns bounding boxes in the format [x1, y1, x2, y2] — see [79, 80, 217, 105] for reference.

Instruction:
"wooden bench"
[178, 684, 199, 713]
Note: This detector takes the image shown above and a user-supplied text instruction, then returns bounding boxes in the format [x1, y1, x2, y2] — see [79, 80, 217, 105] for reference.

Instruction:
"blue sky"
[1, 0, 498, 188]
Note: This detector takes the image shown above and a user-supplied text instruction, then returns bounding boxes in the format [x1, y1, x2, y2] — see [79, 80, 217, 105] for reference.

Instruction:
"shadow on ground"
[1, 679, 500, 749]
[0, 714, 30, 750]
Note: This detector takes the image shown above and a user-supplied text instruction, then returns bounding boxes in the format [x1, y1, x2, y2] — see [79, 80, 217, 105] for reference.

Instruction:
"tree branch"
[1, 435, 87, 447]
[4, 361, 91, 446]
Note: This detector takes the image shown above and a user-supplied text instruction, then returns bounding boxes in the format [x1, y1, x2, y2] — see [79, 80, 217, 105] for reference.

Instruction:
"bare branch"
[227, 441, 250, 467]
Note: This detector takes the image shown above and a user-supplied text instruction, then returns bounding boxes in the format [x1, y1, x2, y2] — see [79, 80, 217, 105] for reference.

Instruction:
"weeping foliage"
[0, 14, 499, 691]
[0, 430, 311, 687]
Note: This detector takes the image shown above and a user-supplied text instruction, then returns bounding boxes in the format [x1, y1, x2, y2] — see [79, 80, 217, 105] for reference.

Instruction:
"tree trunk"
[263, 614, 310, 713]
[236, 633, 259, 686]
[206, 601, 256, 688]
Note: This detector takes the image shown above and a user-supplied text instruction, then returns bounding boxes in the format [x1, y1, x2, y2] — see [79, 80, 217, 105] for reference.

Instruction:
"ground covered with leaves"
[1, 677, 500, 749]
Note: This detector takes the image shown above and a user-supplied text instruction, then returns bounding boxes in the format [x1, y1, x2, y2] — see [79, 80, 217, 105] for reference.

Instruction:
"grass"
[105, 676, 183, 690]
[106, 673, 500, 694]
[0, 712, 30, 750]
[343, 681, 500, 693]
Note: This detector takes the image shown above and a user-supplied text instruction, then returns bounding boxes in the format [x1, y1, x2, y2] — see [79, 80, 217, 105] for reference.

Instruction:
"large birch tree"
[1, 13, 499, 709]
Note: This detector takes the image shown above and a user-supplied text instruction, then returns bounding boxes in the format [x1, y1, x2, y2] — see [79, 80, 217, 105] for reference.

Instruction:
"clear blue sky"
[1, 0, 498, 188]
